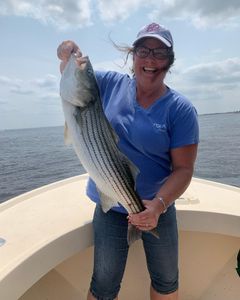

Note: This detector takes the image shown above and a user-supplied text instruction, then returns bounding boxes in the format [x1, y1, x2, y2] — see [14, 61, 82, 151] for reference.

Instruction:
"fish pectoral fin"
[97, 190, 119, 213]
[64, 122, 72, 145]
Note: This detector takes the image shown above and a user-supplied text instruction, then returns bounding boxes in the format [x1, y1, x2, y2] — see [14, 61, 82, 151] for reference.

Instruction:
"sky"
[0, 0, 240, 130]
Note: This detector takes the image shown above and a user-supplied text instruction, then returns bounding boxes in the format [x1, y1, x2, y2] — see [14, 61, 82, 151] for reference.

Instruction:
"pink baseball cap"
[133, 23, 173, 48]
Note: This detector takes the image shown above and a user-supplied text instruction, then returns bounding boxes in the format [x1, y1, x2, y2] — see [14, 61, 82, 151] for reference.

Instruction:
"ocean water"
[0, 113, 239, 203]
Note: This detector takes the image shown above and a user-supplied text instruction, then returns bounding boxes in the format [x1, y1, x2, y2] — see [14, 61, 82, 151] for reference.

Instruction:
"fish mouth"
[73, 55, 88, 70]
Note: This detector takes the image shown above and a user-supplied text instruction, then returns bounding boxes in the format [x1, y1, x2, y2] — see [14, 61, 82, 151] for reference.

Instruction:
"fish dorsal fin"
[64, 122, 72, 145]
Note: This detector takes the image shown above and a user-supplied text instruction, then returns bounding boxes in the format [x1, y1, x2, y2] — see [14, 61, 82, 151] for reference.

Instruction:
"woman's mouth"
[143, 67, 157, 73]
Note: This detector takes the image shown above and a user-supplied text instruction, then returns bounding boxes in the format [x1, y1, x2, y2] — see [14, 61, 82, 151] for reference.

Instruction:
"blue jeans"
[90, 204, 178, 300]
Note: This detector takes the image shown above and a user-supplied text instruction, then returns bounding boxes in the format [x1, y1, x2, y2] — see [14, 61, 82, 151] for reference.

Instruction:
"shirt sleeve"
[169, 101, 199, 149]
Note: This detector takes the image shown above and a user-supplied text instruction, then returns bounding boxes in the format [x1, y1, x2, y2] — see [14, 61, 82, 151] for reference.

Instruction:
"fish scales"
[78, 100, 142, 213]
[76, 105, 125, 209]
[81, 106, 123, 205]
[91, 108, 130, 207]
[92, 105, 142, 213]
[95, 103, 144, 213]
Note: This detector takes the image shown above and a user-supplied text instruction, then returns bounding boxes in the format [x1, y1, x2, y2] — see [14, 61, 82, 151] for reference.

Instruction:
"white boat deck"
[0, 175, 239, 300]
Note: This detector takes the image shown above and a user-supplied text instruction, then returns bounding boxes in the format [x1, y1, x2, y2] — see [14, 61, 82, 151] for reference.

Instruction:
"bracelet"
[155, 196, 168, 213]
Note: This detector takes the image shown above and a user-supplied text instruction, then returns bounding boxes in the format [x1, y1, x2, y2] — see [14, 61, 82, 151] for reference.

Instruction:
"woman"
[57, 23, 199, 300]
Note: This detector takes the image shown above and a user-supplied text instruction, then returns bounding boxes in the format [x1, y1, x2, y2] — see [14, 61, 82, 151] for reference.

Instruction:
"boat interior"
[0, 174, 239, 300]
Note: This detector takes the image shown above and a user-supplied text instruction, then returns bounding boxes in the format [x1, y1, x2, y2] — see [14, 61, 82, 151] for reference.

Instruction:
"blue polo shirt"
[86, 71, 199, 213]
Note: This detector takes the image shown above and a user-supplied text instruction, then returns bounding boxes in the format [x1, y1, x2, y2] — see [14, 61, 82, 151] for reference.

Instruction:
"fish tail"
[127, 224, 142, 245]
[127, 225, 160, 245]
[149, 227, 160, 239]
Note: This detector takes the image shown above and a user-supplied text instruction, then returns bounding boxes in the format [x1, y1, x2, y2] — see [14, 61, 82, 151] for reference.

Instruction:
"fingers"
[128, 218, 154, 231]
[128, 202, 160, 230]
[57, 41, 84, 73]
[128, 210, 147, 224]
[128, 212, 153, 230]
[136, 223, 153, 231]
[57, 40, 82, 61]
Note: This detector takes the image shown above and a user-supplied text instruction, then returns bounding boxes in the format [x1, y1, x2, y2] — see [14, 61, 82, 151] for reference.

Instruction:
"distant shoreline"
[200, 111, 240, 116]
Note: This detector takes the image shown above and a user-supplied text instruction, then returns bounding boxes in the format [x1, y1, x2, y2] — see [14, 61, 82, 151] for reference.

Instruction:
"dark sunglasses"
[134, 46, 172, 60]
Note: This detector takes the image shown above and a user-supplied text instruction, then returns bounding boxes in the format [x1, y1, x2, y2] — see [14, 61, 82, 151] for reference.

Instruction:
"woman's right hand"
[57, 40, 82, 73]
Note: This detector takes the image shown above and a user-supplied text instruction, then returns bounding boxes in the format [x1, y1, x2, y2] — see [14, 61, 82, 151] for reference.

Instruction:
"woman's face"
[133, 38, 170, 86]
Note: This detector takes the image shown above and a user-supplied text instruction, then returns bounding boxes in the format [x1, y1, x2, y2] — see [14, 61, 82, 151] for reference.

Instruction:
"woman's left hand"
[128, 199, 163, 231]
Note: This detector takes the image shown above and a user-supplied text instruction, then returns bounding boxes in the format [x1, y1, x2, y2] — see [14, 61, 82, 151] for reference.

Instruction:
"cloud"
[97, 0, 145, 22]
[10, 86, 34, 95]
[0, 73, 59, 100]
[1, 0, 240, 29]
[166, 57, 240, 112]
[0, 76, 11, 84]
[182, 57, 240, 84]
[32, 74, 58, 90]
[39, 92, 60, 102]
[0, 0, 92, 30]
[0, 76, 28, 94]
[149, 0, 240, 28]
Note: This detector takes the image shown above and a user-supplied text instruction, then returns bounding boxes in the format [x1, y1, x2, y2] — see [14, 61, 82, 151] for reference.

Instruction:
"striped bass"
[60, 55, 158, 244]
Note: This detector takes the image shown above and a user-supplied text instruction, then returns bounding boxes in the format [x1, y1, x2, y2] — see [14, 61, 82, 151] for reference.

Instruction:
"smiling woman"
[57, 22, 199, 300]
[132, 37, 174, 108]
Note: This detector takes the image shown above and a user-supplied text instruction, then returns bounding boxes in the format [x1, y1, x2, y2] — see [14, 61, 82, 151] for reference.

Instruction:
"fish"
[59, 54, 158, 244]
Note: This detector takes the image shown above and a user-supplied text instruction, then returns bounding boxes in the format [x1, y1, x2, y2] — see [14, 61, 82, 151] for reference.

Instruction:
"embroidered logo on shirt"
[153, 123, 167, 132]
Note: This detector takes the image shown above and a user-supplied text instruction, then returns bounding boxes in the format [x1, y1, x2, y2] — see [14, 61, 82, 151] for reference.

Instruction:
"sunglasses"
[134, 46, 172, 60]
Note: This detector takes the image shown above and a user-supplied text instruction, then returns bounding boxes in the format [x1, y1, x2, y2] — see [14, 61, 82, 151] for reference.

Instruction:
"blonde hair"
[110, 38, 134, 73]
